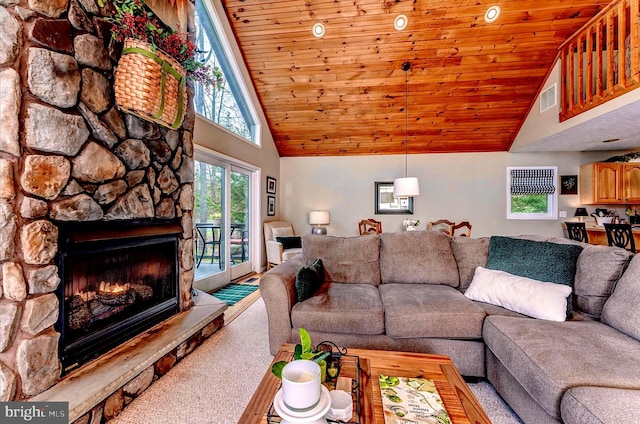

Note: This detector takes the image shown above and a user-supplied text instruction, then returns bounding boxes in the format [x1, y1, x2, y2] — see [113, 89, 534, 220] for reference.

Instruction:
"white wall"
[280, 151, 630, 239]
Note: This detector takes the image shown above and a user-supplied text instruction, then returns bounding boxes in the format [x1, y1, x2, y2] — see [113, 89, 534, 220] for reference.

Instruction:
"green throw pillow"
[486, 236, 583, 286]
[276, 236, 302, 250]
[295, 259, 324, 302]
[486, 236, 583, 317]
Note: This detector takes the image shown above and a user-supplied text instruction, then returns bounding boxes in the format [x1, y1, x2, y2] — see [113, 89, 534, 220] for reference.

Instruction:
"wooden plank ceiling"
[221, 0, 610, 157]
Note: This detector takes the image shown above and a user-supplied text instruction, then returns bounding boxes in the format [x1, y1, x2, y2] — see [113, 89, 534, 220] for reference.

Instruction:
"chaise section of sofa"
[485, 251, 639, 423]
[561, 386, 640, 424]
[484, 316, 640, 422]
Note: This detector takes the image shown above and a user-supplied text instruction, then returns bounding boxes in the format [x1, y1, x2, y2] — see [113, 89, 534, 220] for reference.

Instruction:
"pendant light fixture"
[393, 62, 420, 198]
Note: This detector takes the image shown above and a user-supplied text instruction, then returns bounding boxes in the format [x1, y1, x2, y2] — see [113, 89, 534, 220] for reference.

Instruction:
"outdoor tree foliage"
[194, 161, 248, 224]
[511, 194, 548, 213]
[193, 7, 251, 140]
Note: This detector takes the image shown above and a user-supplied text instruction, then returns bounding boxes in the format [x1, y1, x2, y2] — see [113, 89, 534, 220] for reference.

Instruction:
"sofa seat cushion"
[484, 316, 640, 420]
[602, 254, 640, 341]
[380, 284, 486, 339]
[380, 232, 460, 287]
[291, 283, 384, 335]
[561, 386, 640, 424]
[302, 234, 381, 286]
[473, 301, 529, 318]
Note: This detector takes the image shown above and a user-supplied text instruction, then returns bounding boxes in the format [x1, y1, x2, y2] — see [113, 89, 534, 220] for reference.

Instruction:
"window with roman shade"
[507, 166, 558, 220]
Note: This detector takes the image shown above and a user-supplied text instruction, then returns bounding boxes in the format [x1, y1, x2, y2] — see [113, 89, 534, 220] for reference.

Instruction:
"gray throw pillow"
[295, 259, 324, 302]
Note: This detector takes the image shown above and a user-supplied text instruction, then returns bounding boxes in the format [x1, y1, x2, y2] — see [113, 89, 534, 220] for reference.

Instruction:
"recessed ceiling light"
[312, 23, 325, 38]
[484, 5, 501, 23]
[394, 14, 408, 31]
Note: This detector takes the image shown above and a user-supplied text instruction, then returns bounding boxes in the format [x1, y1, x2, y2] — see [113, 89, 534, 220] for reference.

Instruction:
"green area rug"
[212, 284, 259, 306]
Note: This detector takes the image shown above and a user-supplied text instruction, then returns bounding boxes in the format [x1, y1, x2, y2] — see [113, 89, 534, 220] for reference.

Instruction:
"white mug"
[281, 360, 321, 411]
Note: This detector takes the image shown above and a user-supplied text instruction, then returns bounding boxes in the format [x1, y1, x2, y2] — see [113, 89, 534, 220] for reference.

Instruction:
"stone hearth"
[32, 291, 226, 423]
[0, 0, 206, 411]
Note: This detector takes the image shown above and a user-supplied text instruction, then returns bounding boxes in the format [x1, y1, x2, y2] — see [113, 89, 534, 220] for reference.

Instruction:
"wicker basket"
[114, 39, 187, 129]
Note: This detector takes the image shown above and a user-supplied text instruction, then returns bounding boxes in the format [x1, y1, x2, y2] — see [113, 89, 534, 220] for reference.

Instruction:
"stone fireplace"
[0, 0, 201, 406]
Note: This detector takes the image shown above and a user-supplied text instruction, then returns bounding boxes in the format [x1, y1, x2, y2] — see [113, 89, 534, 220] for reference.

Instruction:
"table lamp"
[574, 207, 588, 222]
[309, 210, 330, 235]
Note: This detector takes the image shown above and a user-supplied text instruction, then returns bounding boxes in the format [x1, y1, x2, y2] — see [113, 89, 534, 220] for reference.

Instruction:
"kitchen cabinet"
[580, 162, 640, 204]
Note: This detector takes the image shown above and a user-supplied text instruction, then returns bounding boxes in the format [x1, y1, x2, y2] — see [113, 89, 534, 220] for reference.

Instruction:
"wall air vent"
[540, 84, 557, 113]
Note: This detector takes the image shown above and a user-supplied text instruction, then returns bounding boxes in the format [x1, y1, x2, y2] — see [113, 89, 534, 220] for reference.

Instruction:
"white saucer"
[280, 419, 326, 424]
[274, 385, 331, 422]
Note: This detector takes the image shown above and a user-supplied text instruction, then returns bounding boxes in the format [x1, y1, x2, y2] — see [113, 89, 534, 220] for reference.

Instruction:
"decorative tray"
[267, 343, 362, 424]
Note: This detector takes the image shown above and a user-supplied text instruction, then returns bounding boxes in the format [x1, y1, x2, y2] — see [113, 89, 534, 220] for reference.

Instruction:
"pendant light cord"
[403, 62, 410, 178]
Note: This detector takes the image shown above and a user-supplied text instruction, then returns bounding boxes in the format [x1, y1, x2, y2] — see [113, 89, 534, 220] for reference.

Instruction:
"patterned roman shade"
[510, 168, 556, 195]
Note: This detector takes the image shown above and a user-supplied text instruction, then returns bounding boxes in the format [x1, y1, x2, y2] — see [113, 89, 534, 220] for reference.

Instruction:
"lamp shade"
[393, 177, 420, 198]
[574, 207, 588, 217]
[309, 210, 330, 225]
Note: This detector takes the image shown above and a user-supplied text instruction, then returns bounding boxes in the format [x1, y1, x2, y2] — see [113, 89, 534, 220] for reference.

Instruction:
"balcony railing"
[559, 0, 640, 121]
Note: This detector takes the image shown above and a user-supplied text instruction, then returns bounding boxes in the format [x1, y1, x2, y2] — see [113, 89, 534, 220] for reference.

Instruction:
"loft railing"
[559, 0, 640, 121]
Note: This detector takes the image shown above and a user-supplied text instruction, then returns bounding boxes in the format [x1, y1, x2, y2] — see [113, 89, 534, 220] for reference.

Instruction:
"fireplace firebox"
[55, 221, 181, 373]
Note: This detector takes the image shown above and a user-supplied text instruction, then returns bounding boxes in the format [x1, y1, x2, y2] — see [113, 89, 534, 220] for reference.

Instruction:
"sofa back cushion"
[302, 234, 381, 286]
[573, 244, 633, 319]
[451, 236, 490, 291]
[601, 254, 640, 341]
[380, 231, 459, 287]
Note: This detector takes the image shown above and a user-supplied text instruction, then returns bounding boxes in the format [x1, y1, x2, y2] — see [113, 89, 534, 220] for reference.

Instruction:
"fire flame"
[99, 281, 131, 293]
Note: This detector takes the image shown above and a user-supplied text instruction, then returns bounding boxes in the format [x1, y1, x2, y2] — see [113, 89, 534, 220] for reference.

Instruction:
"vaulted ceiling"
[221, 0, 611, 157]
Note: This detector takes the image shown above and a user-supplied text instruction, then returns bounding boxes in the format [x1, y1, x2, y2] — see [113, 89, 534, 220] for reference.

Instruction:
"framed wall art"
[560, 175, 578, 195]
[266, 176, 277, 194]
[267, 195, 276, 216]
[374, 182, 413, 214]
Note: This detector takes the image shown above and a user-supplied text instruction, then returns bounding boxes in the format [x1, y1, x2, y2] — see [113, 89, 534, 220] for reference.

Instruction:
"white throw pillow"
[465, 266, 572, 322]
[272, 227, 294, 239]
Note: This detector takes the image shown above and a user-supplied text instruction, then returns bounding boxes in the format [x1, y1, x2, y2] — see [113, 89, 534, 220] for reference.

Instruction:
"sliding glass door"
[193, 149, 255, 291]
[229, 166, 251, 279]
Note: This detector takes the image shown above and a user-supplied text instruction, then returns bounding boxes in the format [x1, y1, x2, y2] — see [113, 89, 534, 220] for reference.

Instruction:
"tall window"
[193, 0, 258, 143]
[506, 167, 558, 220]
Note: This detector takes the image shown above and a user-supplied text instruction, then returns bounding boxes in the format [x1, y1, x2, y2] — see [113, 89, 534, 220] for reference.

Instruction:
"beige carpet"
[109, 297, 522, 424]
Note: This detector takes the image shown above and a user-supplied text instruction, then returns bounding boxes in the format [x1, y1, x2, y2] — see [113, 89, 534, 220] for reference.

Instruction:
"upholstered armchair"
[263, 221, 303, 269]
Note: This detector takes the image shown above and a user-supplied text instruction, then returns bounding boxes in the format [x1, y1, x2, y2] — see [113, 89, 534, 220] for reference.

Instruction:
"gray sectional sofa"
[260, 231, 640, 423]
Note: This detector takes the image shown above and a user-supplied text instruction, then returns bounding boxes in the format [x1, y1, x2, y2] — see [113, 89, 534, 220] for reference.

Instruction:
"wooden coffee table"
[239, 344, 491, 424]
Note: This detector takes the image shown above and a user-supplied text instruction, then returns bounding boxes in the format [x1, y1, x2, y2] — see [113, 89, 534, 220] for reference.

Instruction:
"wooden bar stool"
[565, 222, 589, 243]
[604, 223, 636, 252]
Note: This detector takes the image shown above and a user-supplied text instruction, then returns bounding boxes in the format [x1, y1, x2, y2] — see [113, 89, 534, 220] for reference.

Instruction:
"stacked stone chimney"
[0, 0, 195, 401]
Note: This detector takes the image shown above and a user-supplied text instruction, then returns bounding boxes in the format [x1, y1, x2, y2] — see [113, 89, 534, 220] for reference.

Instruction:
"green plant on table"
[271, 328, 330, 379]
